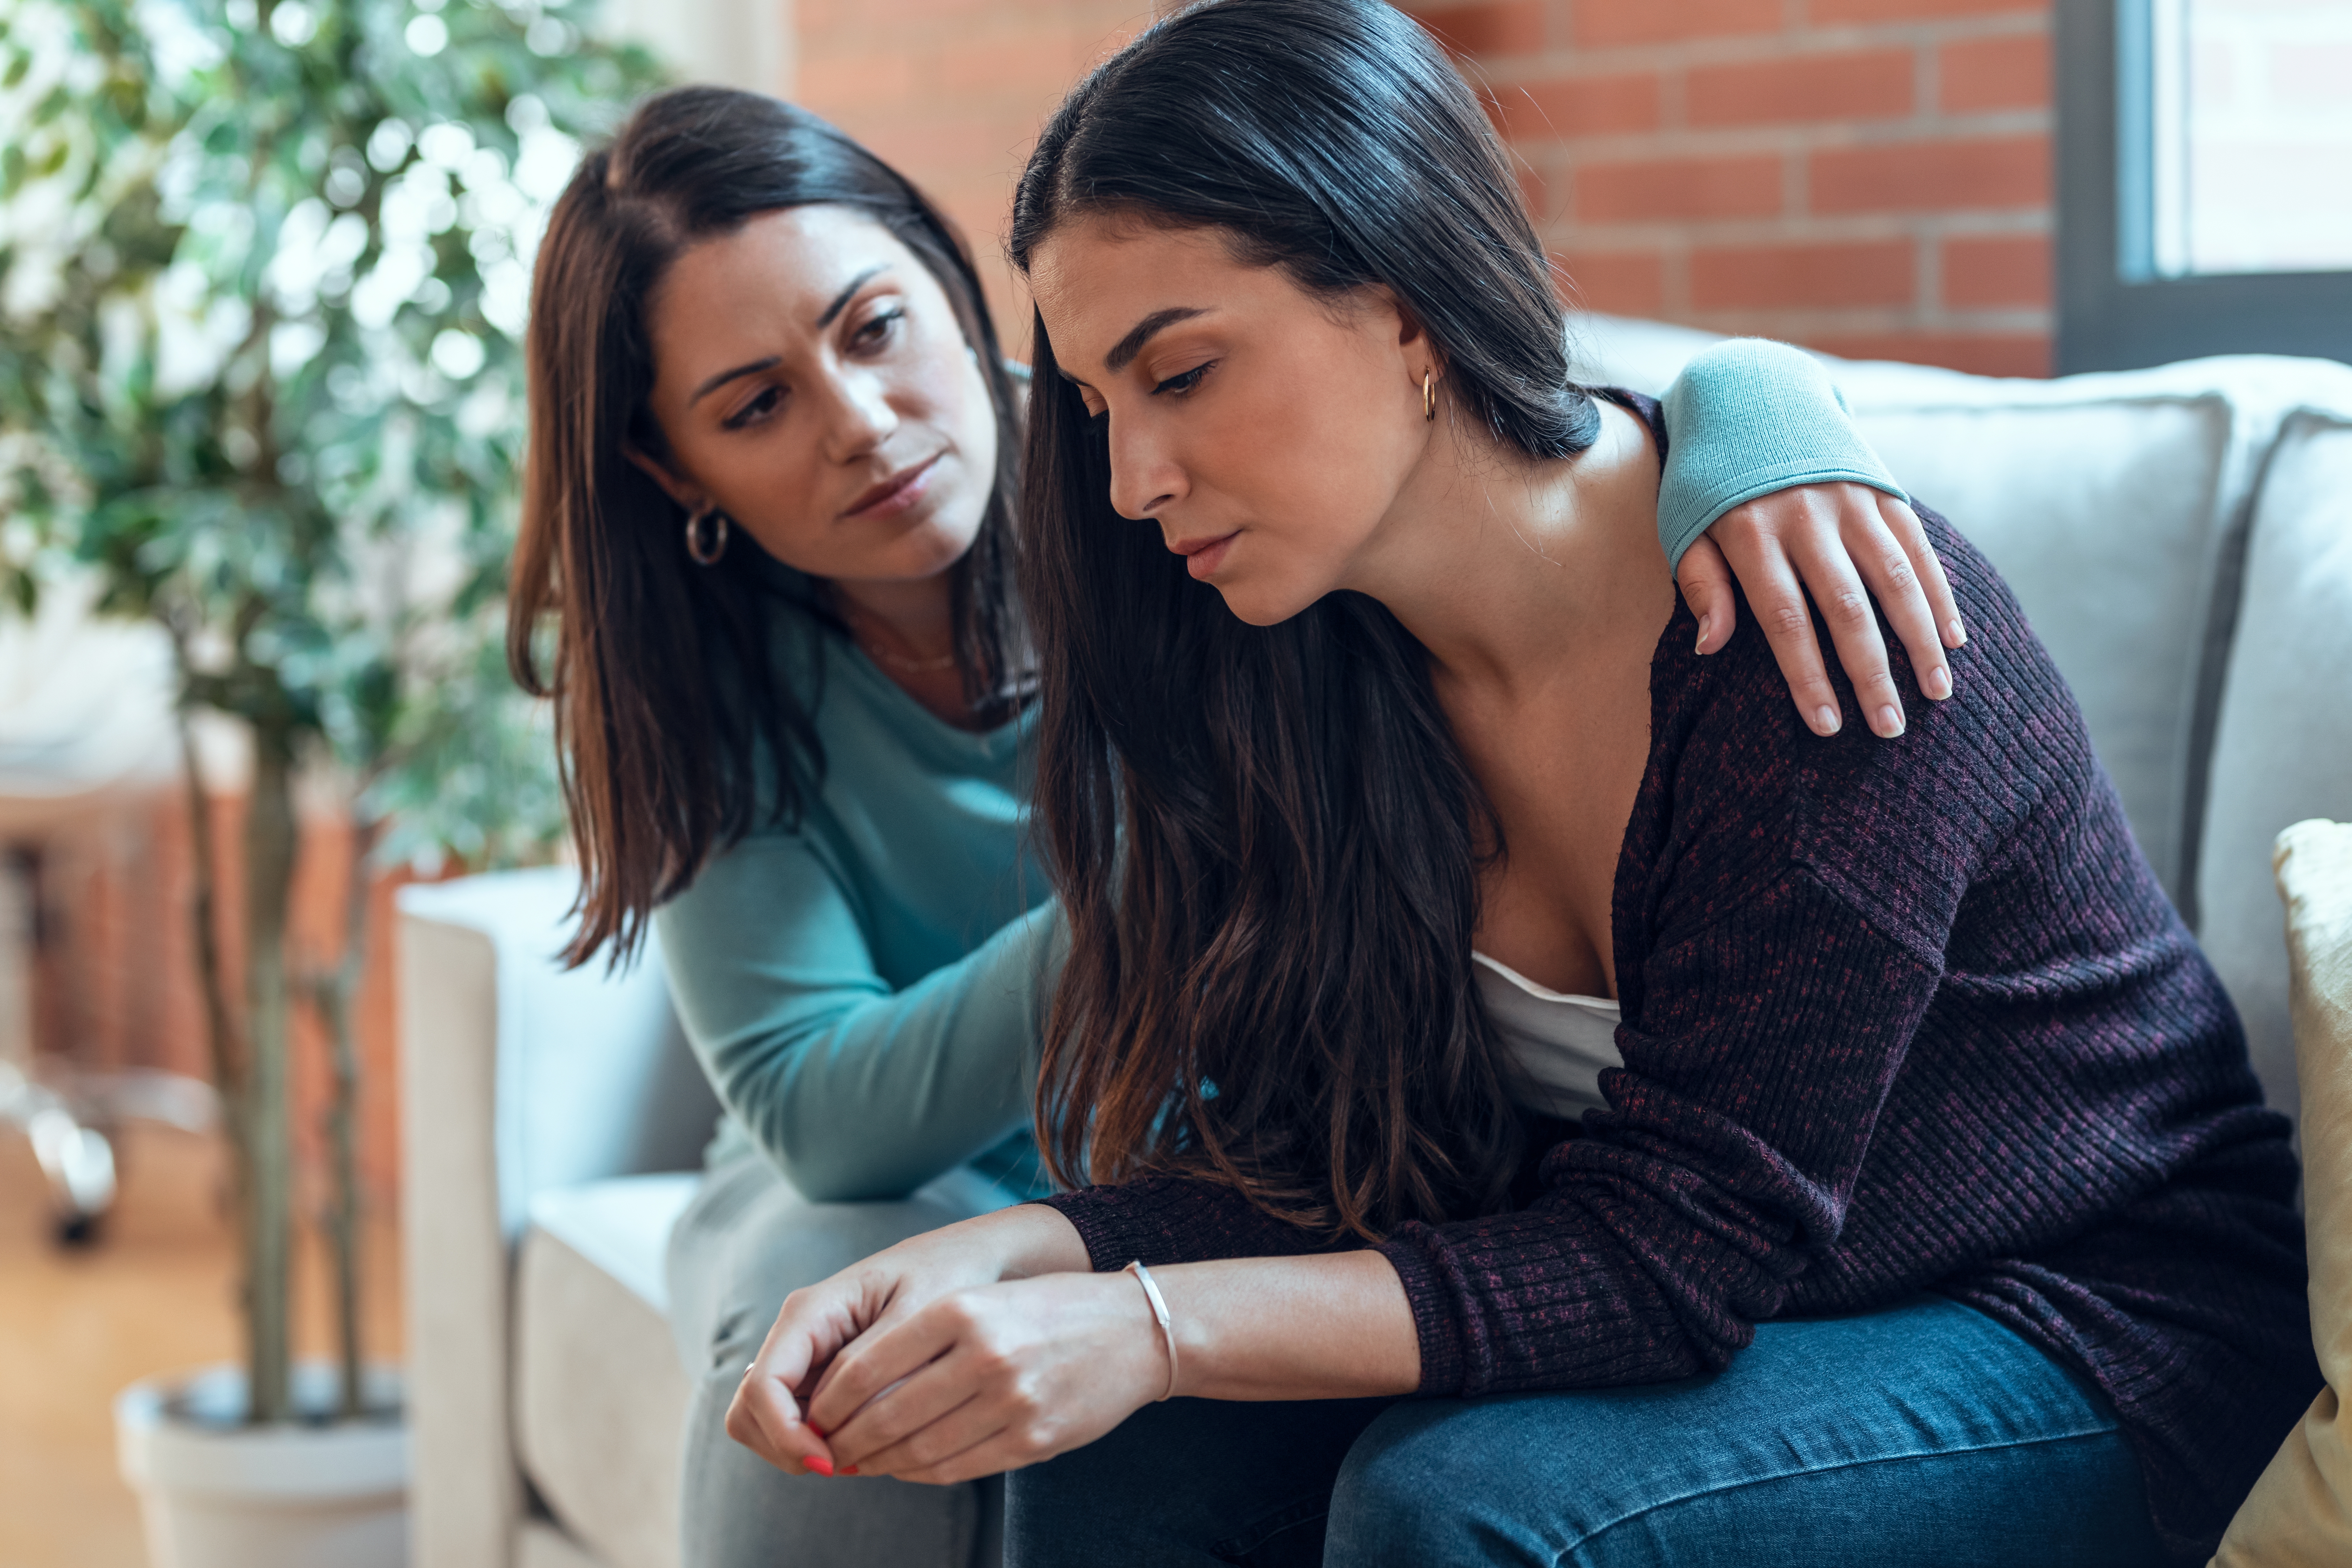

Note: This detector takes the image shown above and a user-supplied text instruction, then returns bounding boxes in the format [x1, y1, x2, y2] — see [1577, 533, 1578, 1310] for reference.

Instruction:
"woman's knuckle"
[1764, 602, 1812, 639]
[1827, 587, 1871, 625]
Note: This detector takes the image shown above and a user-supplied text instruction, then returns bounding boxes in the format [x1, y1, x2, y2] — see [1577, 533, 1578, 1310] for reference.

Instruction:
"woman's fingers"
[869, 1404, 1049, 1488]
[804, 1295, 970, 1437]
[822, 1356, 1000, 1476]
[1880, 493, 1966, 651]
[1783, 510, 1905, 737]
[726, 1360, 837, 1476]
[813, 1273, 1168, 1486]
[724, 1277, 879, 1478]
[1824, 495, 1954, 706]
[1701, 483, 1956, 738]
[1673, 533, 1740, 655]
[1710, 498, 1846, 736]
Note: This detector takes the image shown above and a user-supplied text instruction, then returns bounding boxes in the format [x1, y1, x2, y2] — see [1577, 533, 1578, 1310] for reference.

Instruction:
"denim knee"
[1325, 1400, 1553, 1568]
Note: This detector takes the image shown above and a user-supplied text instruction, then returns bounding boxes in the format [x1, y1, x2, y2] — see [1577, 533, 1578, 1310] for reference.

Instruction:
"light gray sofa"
[400, 320, 2352, 1568]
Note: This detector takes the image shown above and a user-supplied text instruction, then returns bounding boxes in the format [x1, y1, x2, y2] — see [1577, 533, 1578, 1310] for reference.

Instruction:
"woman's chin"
[830, 513, 983, 585]
[1210, 577, 1320, 628]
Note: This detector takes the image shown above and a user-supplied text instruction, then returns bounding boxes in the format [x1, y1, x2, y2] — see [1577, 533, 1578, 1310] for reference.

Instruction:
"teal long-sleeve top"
[652, 338, 1905, 1203]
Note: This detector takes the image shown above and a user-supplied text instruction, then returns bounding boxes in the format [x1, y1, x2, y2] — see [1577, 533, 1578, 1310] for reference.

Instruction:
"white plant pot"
[115, 1362, 408, 1568]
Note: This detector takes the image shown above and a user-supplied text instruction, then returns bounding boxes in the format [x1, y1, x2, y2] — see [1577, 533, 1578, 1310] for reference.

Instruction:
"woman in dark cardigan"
[717, 2, 2318, 1561]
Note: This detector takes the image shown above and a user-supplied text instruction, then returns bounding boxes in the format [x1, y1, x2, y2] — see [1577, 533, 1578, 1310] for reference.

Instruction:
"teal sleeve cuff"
[1654, 339, 1907, 573]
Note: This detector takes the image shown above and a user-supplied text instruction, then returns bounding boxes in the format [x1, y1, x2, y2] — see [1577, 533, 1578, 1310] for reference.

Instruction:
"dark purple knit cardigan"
[1041, 406, 2319, 1559]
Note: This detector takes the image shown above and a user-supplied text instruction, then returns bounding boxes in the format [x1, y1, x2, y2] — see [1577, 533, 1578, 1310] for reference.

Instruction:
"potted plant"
[0, 1, 656, 1562]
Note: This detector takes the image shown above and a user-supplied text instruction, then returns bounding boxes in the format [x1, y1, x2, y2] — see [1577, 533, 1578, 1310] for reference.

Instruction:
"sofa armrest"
[398, 868, 719, 1568]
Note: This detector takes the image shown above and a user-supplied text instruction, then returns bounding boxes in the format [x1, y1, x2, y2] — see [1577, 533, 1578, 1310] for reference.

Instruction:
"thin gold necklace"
[839, 598, 957, 675]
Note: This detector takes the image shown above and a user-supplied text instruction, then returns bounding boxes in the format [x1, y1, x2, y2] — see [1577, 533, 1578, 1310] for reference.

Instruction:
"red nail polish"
[804, 1456, 834, 1477]
[842, 1466, 860, 1476]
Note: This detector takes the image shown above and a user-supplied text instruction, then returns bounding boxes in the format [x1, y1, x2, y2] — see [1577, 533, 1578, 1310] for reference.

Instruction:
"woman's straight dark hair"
[510, 87, 1026, 966]
[1010, 0, 1603, 1240]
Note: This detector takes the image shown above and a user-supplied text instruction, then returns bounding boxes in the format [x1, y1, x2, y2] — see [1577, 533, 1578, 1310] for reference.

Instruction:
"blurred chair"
[0, 578, 213, 1242]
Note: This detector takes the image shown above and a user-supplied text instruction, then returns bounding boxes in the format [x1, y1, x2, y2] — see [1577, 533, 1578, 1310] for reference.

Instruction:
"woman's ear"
[622, 441, 705, 513]
[1374, 290, 1443, 384]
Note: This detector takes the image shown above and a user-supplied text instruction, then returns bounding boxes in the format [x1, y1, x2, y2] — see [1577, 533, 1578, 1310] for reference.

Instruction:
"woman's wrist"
[897, 1199, 1088, 1282]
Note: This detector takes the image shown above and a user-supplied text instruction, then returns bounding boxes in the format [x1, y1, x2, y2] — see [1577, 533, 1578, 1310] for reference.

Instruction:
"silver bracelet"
[1124, 1259, 1179, 1402]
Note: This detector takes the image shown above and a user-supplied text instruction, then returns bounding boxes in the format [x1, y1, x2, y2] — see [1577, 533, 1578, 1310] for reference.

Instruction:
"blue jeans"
[1005, 1296, 2168, 1567]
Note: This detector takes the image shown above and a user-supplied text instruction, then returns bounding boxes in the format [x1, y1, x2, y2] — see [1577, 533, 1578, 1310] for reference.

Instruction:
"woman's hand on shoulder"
[724, 1202, 1092, 1479]
[1678, 482, 1965, 740]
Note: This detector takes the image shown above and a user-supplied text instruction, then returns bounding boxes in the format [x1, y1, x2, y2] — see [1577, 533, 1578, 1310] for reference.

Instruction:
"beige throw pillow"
[2212, 819, 2352, 1566]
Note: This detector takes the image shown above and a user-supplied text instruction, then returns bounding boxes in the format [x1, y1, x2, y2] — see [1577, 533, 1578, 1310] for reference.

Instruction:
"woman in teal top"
[510, 85, 1957, 1568]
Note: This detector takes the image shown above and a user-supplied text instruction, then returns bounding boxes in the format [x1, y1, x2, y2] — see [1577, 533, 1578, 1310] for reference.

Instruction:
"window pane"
[2149, 0, 2352, 278]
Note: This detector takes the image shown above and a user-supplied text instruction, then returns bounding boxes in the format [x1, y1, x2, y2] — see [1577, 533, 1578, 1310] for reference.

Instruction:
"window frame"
[2057, 0, 2352, 373]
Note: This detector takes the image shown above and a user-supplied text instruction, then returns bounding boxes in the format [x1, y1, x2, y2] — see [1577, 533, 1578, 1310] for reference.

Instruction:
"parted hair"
[1009, 0, 1604, 1239]
[509, 87, 1026, 965]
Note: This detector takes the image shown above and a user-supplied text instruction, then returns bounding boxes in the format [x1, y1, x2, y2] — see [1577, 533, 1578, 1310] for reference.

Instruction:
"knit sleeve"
[1036, 1174, 1332, 1270]
[1376, 868, 1946, 1396]
[1654, 338, 1907, 573]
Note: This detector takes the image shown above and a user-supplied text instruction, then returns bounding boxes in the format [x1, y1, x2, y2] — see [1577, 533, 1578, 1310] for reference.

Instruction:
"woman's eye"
[723, 385, 783, 430]
[850, 308, 904, 352]
[1150, 362, 1212, 398]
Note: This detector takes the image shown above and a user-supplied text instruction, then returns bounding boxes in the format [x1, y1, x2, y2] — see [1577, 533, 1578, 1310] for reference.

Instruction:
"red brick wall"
[793, 0, 1165, 348]
[1407, 0, 2053, 375]
[786, 1, 2052, 377]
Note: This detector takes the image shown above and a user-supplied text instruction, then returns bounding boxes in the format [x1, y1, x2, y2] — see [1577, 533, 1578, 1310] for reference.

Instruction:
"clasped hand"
[724, 1206, 1166, 1485]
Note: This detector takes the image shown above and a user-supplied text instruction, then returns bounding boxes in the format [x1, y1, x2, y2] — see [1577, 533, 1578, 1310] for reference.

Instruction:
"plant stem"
[243, 719, 299, 1425]
[307, 811, 378, 1420]
[175, 707, 245, 1150]
[175, 698, 273, 1415]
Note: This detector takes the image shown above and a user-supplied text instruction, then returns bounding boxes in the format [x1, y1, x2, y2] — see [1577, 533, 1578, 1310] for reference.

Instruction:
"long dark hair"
[1011, 0, 1604, 1241]
[510, 87, 1026, 965]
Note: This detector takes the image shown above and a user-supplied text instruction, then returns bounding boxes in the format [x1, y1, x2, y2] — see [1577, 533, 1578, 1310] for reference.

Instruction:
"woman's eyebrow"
[817, 265, 889, 328]
[1105, 307, 1208, 373]
[690, 356, 780, 405]
[687, 267, 895, 406]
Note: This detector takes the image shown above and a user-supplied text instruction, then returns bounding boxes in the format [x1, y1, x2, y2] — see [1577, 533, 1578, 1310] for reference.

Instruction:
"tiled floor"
[0, 1122, 402, 1568]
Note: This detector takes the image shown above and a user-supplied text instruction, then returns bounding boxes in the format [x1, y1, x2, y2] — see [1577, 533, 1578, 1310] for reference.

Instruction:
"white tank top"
[1471, 951, 1625, 1120]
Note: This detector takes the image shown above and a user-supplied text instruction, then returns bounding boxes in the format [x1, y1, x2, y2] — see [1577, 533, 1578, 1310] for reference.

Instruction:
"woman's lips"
[841, 454, 943, 520]
[1172, 531, 1239, 581]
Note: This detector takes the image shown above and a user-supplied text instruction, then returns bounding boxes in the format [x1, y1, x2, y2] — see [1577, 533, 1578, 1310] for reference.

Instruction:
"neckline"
[1471, 950, 1620, 1011]
[830, 632, 1030, 762]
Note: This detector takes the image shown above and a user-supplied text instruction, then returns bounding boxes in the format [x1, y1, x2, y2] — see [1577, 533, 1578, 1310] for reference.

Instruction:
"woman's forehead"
[660, 206, 912, 323]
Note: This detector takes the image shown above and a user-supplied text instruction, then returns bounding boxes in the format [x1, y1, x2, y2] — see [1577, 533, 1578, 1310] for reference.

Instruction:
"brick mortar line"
[1436, 13, 2048, 78]
[1501, 112, 2051, 157]
[1676, 306, 2054, 334]
[1549, 211, 2054, 243]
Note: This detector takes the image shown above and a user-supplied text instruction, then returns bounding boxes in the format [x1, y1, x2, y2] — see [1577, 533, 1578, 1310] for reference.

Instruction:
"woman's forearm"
[1155, 1250, 1422, 1402]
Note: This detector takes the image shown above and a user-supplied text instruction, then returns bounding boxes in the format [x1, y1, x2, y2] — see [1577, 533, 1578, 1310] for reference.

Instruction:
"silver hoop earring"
[685, 506, 729, 566]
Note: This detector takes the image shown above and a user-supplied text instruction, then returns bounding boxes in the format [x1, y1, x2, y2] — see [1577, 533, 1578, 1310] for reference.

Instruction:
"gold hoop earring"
[1423, 368, 1437, 422]
[685, 505, 729, 566]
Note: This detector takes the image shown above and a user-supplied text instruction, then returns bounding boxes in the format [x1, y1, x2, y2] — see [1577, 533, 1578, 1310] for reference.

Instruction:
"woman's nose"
[822, 367, 899, 462]
[1107, 420, 1185, 520]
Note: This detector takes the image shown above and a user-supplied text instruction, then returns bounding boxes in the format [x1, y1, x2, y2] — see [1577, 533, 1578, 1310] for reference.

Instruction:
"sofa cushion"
[515, 1176, 702, 1568]
[2214, 820, 2352, 1564]
[2198, 413, 2352, 1130]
